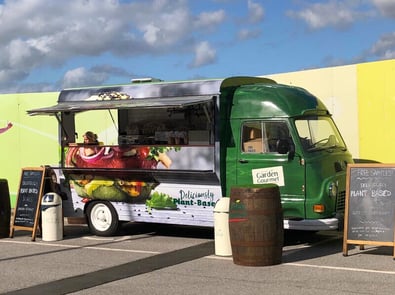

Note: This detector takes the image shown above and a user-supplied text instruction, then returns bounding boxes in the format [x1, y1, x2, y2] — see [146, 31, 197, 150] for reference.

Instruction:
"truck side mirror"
[277, 139, 295, 160]
[277, 139, 290, 154]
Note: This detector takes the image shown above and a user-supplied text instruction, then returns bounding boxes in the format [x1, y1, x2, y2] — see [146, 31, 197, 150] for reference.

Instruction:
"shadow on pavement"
[282, 230, 344, 263]
[6, 240, 214, 295]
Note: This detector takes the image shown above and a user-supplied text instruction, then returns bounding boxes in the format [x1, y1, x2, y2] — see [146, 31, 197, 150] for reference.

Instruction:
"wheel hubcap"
[91, 204, 112, 231]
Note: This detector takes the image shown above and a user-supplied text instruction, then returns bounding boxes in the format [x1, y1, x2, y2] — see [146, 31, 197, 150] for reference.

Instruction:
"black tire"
[86, 201, 120, 236]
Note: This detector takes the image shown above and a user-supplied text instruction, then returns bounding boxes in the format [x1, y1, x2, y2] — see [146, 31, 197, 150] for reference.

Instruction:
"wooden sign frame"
[343, 163, 395, 258]
[9, 167, 46, 241]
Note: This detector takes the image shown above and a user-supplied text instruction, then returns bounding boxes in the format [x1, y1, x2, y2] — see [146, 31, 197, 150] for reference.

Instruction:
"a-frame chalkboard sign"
[10, 167, 46, 241]
[343, 163, 395, 258]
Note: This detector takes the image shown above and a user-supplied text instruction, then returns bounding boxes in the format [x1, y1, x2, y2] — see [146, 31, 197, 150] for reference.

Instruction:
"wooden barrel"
[229, 184, 283, 266]
[0, 179, 11, 238]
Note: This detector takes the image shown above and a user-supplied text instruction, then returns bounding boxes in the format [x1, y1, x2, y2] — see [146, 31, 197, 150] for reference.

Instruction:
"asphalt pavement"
[1, 222, 395, 295]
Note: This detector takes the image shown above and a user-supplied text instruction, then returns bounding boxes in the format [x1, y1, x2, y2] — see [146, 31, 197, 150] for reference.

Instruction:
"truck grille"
[336, 190, 346, 212]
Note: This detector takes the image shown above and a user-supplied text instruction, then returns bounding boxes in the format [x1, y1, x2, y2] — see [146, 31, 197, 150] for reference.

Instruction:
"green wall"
[0, 92, 59, 207]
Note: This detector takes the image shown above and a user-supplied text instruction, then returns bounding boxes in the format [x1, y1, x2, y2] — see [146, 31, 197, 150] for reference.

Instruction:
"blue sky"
[0, 0, 394, 93]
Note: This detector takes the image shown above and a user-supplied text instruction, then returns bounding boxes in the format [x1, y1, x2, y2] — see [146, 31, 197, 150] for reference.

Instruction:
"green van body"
[220, 81, 352, 230]
[28, 76, 353, 235]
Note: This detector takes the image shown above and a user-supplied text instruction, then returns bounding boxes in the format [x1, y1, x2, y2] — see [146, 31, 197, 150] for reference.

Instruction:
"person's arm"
[0, 122, 12, 134]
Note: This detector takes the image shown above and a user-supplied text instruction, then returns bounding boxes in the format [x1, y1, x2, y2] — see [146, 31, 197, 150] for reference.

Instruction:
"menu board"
[10, 167, 45, 241]
[343, 164, 395, 258]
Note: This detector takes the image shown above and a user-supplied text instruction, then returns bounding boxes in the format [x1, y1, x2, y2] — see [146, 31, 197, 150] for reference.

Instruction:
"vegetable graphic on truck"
[28, 76, 353, 236]
[66, 145, 179, 205]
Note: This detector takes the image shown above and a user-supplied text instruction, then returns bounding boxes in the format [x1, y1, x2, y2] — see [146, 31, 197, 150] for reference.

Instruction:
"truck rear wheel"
[86, 201, 120, 236]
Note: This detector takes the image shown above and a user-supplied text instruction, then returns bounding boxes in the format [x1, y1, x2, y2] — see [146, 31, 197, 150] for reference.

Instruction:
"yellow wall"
[267, 59, 395, 163]
[357, 60, 395, 163]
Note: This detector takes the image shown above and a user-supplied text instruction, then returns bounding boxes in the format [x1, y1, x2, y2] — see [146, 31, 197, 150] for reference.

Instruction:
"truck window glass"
[242, 121, 290, 153]
[295, 116, 346, 151]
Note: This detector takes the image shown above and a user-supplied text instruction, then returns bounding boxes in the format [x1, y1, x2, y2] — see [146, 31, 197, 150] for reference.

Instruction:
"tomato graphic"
[138, 147, 150, 159]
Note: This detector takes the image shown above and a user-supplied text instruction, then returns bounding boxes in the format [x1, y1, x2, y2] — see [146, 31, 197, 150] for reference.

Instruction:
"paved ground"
[1, 222, 395, 295]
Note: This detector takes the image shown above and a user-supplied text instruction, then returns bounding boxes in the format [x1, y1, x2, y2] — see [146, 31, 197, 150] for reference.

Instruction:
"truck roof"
[227, 83, 330, 118]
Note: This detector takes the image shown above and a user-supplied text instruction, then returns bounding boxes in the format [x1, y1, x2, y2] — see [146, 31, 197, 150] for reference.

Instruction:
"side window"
[242, 121, 290, 154]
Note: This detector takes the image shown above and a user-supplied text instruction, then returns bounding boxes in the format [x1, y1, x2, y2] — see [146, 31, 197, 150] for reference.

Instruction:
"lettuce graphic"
[146, 191, 177, 211]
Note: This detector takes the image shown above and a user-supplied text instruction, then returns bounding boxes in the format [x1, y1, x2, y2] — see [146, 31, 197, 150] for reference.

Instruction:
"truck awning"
[27, 95, 215, 115]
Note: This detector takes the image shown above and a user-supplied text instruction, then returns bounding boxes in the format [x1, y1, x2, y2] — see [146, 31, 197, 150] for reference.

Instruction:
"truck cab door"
[235, 120, 306, 219]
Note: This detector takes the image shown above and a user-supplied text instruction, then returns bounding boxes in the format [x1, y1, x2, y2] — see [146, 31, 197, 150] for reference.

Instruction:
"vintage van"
[28, 76, 353, 235]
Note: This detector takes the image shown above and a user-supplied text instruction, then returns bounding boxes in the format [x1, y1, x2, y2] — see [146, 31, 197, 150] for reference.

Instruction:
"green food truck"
[28, 76, 353, 236]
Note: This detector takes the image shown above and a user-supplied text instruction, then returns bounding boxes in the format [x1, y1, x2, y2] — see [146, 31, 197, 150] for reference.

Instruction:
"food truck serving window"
[118, 100, 214, 145]
[27, 95, 216, 146]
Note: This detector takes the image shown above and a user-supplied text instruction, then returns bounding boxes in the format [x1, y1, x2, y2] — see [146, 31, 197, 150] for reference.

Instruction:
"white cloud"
[369, 32, 395, 59]
[61, 65, 132, 89]
[8, 39, 35, 68]
[194, 10, 226, 28]
[190, 41, 216, 68]
[62, 67, 90, 89]
[143, 23, 162, 45]
[0, 68, 29, 85]
[237, 28, 261, 41]
[137, 4, 191, 47]
[0, 0, 227, 91]
[372, 0, 395, 18]
[0, 0, 390, 94]
[61, 67, 109, 89]
[247, 0, 264, 23]
[286, 0, 370, 30]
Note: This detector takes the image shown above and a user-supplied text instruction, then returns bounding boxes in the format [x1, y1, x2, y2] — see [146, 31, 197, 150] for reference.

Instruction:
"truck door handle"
[239, 159, 249, 163]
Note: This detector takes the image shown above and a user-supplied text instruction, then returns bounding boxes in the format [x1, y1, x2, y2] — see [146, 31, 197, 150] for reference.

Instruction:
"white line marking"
[4, 239, 395, 275]
[207, 256, 395, 275]
[0, 239, 160, 254]
[207, 255, 233, 261]
[285, 262, 395, 275]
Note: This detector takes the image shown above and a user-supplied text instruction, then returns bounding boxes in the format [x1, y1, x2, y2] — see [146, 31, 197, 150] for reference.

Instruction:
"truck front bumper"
[284, 217, 339, 231]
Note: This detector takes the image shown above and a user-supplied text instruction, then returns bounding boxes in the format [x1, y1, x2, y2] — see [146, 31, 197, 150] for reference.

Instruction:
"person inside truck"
[82, 131, 100, 156]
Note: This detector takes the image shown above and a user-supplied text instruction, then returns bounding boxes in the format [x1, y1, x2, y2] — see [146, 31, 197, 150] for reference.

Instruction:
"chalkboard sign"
[10, 167, 46, 241]
[343, 164, 395, 258]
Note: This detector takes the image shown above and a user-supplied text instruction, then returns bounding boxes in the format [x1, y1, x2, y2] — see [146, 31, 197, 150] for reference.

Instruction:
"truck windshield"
[295, 116, 346, 152]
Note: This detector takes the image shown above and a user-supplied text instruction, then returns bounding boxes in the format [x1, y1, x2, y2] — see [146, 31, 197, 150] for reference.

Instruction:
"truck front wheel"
[86, 201, 120, 236]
